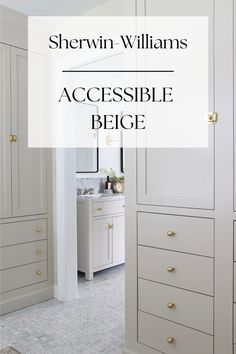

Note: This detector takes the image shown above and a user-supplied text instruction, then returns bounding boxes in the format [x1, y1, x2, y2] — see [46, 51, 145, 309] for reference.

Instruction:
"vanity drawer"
[0, 261, 47, 293]
[138, 278, 213, 334]
[234, 304, 236, 343]
[0, 219, 47, 247]
[138, 311, 213, 354]
[138, 213, 214, 257]
[0, 240, 47, 270]
[93, 200, 124, 216]
[138, 246, 213, 295]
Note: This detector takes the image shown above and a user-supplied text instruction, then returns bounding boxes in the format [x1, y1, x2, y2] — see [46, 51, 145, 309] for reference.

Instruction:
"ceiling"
[0, 0, 109, 15]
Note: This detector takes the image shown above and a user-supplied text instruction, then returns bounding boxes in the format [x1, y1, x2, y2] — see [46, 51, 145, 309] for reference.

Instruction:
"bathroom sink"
[77, 193, 103, 200]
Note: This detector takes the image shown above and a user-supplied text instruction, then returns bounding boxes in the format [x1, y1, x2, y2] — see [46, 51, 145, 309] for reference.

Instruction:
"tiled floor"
[0, 265, 125, 354]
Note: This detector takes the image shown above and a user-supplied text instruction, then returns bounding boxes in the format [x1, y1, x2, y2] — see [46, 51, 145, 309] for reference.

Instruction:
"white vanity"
[77, 194, 125, 280]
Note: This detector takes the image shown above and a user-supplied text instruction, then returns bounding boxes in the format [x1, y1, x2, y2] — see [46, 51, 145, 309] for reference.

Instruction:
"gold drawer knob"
[167, 230, 175, 237]
[208, 112, 217, 123]
[35, 227, 41, 233]
[9, 134, 17, 142]
[167, 337, 175, 344]
[108, 223, 113, 229]
[36, 250, 42, 254]
[97, 207, 102, 211]
[167, 266, 175, 272]
[36, 271, 42, 275]
[167, 303, 176, 309]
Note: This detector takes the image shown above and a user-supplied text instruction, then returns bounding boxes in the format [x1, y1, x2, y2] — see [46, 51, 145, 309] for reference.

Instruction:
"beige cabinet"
[0, 11, 52, 315]
[0, 46, 47, 219]
[11, 47, 47, 217]
[93, 217, 113, 269]
[137, 0, 215, 210]
[113, 215, 125, 264]
[77, 196, 125, 280]
[125, 1, 234, 354]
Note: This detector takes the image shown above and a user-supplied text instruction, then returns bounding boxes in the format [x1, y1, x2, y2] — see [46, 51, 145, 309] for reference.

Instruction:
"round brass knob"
[167, 230, 175, 237]
[167, 303, 176, 309]
[35, 227, 41, 233]
[97, 207, 102, 211]
[167, 266, 175, 272]
[9, 134, 17, 142]
[36, 271, 42, 275]
[167, 337, 175, 344]
[36, 250, 42, 254]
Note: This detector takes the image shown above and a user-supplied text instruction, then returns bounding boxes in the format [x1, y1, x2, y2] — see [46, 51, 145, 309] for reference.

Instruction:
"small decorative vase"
[113, 182, 124, 193]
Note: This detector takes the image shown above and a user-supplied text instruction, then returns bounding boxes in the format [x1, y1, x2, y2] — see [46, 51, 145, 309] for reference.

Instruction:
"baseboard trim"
[0, 286, 54, 316]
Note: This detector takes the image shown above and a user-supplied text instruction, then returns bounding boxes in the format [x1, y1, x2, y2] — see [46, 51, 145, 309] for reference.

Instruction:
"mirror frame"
[76, 147, 99, 173]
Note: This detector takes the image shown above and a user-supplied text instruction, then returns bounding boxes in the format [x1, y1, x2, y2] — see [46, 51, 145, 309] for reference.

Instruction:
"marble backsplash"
[76, 177, 107, 194]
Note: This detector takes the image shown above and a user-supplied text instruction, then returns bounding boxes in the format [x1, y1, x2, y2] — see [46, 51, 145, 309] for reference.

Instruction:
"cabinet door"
[93, 218, 112, 268]
[112, 215, 125, 264]
[11, 47, 47, 217]
[137, 0, 214, 209]
[234, 0, 236, 210]
[0, 44, 11, 218]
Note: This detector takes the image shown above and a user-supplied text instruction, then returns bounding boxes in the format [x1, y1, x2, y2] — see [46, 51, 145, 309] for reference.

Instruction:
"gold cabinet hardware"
[36, 271, 42, 275]
[35, 227, 41, 233]
[208, 112, 217, 123]
[167, 303, 176, 309]
[9, 134, 17, 142]
[108, 223, 113, 229]
[123, 205, 125, 208]
[36, 250, 42, 254]
[97, 207, 102, 211]
[167, 266, 175, 272]
[167, 230, 175, 237]
[167, 337, 175, 344]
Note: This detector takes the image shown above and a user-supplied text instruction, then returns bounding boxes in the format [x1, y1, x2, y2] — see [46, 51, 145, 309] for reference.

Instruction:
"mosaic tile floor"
[0, 265, 125, 354]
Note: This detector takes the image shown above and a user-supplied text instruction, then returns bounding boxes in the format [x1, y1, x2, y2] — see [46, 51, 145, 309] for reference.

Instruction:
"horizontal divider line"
[62, 70, 174, 73]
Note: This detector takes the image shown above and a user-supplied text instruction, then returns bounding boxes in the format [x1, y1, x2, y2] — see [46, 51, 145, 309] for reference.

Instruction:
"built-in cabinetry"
[0, 7, 53, 315]
[125, 0, 234, 354]
[77, 195, 125, 280]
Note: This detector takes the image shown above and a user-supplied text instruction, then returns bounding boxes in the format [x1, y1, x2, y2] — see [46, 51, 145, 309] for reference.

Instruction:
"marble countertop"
[77, 193, 124, 202]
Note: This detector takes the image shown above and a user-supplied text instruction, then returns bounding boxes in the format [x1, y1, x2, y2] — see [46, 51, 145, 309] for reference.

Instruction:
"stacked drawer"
[137, 212, 214, 354]
[0, 219, 48, 293]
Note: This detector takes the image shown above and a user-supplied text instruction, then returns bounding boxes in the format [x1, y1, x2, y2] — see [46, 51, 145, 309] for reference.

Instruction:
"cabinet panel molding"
[0, 43, 11, 218]
[11, 47, 47, 217]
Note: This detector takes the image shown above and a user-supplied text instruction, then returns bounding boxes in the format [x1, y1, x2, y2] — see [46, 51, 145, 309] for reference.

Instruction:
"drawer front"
[234, 304, 236, 343]
[138, 311, 213, 354]
[93, 200, 125, 216]
[0, 240, 47, 270]
[0, 261, 47, 293]
[234, 263, 236, 302]
[138, 279, 213, 334]
[138, 213, 214, 257]
[0, 219, 47, 247]
[234, 222, 236, 261]
[138, 246, 213, 295]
